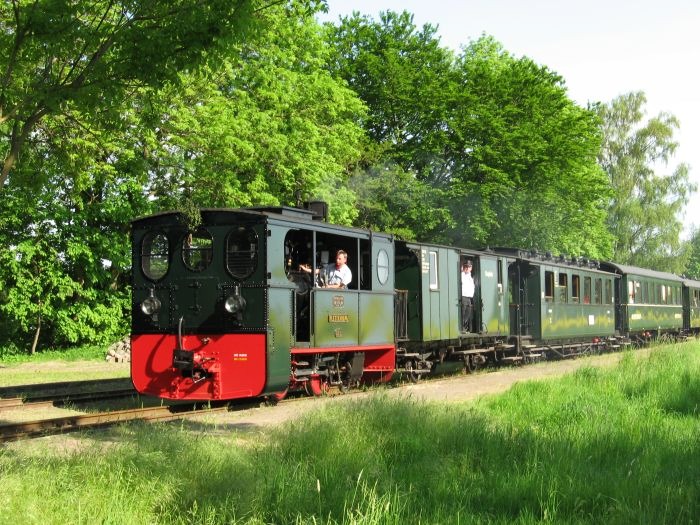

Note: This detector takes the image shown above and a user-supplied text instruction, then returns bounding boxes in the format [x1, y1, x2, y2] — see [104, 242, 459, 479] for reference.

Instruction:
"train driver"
[299, 250, 352, 289]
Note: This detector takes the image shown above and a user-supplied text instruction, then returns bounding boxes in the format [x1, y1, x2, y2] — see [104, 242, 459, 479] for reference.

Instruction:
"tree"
[0, 1, 363, 352]
[347, 162, 453, 240]
[0, 0, 260, 189]
[447, 36, 613, 257]
[683, 227, 700, 279]
[327, 15, 612, 255]
[326, 10, 456, 176]
[596, 92, 694, 271]
[136, 4, 366, 224]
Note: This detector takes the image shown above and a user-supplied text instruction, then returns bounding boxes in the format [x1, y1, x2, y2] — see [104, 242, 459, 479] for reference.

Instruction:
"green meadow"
[1, 343, 699, 524]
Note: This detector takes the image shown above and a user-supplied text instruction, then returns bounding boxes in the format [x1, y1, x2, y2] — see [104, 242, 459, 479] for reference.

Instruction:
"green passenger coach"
[683, 278, 700, 332]
[599, 262, 684, 339]
[499, 249, 616, 354]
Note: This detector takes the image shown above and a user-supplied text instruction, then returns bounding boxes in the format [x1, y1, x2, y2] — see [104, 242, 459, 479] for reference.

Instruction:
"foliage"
[596, 92, 694, 272]
[326, 11, 456, 240]
[136, 5, 366, 224]
[443, 37, 613, 256]
[348, 162, 454, 240]
[0, 1, 362, 351]
[2, 344, 699, 523]
[327, 15, 613, 255]
[0, 0, 266, 188]
[684, 227, 700, 279]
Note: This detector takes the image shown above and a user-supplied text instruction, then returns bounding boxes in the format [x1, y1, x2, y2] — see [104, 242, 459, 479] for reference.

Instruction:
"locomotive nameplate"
[328, 314, 349, 323]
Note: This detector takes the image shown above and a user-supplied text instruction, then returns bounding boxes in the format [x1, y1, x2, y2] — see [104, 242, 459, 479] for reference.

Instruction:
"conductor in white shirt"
[461, 261, 475, 332]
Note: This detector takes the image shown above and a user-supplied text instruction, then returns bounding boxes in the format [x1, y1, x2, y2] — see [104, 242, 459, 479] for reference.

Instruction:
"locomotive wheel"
[272, 388, 288, 401]
[305, 377, 329, 396]
[405, 360, 422, 383]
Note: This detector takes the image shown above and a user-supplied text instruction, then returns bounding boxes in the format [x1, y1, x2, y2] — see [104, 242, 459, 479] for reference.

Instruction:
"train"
[130, 204, 700, 401]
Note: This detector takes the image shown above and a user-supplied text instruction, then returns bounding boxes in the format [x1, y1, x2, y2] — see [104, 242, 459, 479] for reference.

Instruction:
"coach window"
[583, 276, 592, 304]
[628, 281, 635, 304]
[572, 275, 580, 303]
[183, 229, 213, 272]
[142, 232, 169, 281]
[429, 251, 438, 289]
[544, 271, 554, 302]
[227, 227, 258, 279]
[557, 273, 568, 303]
[594, 278, 602, 304]
[605, 279, 613, 304]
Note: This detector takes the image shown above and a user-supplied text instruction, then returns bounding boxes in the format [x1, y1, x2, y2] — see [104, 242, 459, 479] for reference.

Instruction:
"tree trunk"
[30, 313, 41, 355]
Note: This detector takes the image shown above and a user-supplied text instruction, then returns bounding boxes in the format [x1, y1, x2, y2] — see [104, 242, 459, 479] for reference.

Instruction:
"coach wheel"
[405, 360, 422, 383]
[464, 355, 476, 374]
[305, 376, 329, 397]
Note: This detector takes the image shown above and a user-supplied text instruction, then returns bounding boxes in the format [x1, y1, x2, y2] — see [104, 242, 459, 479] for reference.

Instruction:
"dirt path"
[202, 350, 646, 432]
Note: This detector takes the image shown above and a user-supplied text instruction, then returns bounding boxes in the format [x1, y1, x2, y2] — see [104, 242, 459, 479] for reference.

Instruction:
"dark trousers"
[461, 296, 473, 331]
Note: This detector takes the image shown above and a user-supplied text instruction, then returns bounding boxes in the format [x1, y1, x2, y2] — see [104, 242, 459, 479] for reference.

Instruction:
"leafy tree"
[329, 17, 612, 254]
[0, 0, 262, 189]
[137, 6, 366, 224]
[347, 162, 453, 240]
[0, 1, 363, 352]
[0, 103, 146, 351]
[326, 11, 457, 239]
[446, 36, 613, 257]
[326, 11, 456, 174]
[596, 92, 694, 271]
[683, 227, 700, 279]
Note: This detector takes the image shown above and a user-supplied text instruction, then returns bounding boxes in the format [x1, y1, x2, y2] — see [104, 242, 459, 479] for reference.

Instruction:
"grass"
[0, 344, 129, 386]
[0, 344, 109, 364]
[1, 343, 699, 524]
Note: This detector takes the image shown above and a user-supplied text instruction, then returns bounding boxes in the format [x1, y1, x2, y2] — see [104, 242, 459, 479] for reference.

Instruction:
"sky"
[318, 0, 700, 236]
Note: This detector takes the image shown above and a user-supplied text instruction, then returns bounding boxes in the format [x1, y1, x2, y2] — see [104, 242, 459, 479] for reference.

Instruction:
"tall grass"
[1, 343, 698, 524]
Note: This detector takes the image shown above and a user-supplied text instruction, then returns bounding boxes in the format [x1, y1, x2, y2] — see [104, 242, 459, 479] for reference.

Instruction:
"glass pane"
[142, 232, 169, 281]
[377, 249, 389, 285]
[227, 228, 258, 279]
[183, 229, 213, 272]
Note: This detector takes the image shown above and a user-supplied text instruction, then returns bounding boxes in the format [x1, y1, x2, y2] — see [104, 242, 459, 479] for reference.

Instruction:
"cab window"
[183, 228, 213, 272]
[141, 231, 169, 281]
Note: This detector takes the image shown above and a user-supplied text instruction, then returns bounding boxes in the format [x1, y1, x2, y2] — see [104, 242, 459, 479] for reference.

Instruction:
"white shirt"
[461, 270, 474, 298]
[325, 263, 352, 287]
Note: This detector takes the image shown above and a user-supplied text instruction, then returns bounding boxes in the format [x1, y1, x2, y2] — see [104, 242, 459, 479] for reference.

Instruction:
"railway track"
[0, 377, 133, 400]
[0, 403, 233, 442]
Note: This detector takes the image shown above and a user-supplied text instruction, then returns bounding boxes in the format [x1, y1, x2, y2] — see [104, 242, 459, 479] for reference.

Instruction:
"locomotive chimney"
[303, 201, 328, 222]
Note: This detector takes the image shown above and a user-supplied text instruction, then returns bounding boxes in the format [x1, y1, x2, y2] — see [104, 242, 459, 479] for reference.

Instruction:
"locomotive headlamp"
[141, 288, 161, 316]
[224, 284, 246, 314]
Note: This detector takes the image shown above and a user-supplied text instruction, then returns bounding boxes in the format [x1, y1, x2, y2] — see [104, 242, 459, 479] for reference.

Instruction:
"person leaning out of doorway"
[461, 260, 475, 332]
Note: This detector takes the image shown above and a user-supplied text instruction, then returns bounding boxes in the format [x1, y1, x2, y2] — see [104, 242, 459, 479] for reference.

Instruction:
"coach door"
[508, 260, 535, 338]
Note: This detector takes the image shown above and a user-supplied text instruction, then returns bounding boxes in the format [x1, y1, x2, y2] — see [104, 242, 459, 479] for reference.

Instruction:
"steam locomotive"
[130, 204, 700, 401]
